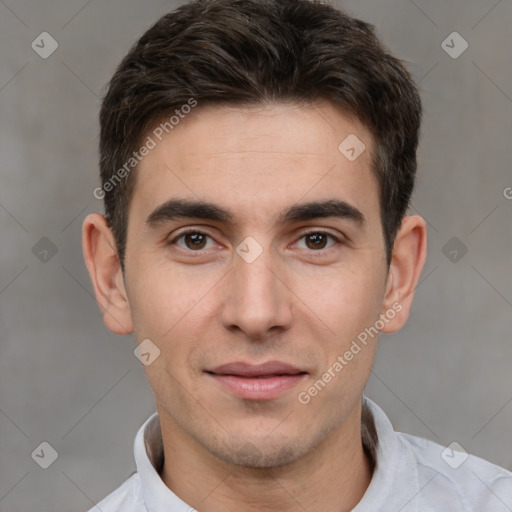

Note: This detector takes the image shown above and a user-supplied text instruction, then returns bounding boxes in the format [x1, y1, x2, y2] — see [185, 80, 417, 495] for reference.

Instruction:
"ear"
[379, 215, 427, 334]
[82, 213, 133, 335]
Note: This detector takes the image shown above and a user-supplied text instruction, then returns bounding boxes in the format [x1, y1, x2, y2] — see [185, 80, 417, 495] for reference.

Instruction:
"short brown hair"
[99, 0, 422, 270]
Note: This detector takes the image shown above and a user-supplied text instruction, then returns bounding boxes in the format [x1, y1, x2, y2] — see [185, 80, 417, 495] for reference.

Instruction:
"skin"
[83, 100, 427, 512]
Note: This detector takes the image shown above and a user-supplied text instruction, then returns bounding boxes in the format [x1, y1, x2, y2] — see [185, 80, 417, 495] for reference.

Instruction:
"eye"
[170, 229, 217, 251]
[295, 230, 340, 251]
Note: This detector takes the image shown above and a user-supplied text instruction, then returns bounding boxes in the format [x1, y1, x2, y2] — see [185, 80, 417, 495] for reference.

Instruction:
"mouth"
[205, 361, 308, 401]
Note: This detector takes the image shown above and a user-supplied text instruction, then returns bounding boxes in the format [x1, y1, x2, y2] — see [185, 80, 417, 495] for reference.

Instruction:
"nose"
[220, 242, 293, 340]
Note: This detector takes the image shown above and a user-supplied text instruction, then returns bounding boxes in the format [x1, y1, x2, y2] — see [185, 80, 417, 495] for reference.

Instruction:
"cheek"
[128, 262, 212, 338]
[297, 274, 381, 408]
[127, 263, 222, 391]
[127, 268, 210, 402]
[291, 263, 383, 343]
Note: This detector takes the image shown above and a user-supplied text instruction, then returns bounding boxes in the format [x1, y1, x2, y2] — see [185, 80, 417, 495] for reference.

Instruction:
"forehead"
[130, 101, 380, 228]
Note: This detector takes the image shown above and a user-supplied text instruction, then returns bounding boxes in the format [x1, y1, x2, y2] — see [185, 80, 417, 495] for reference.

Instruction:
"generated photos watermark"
[298, 301, 403, 405]
[93, 97, 198, 200]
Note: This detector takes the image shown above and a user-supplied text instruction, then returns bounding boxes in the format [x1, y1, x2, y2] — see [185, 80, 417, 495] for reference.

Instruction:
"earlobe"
[379, 215, 427, 334]
[82, 213, 134, 335]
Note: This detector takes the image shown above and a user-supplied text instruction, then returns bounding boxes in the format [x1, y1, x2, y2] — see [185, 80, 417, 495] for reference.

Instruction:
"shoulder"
[86, 472, 143, 512]
[397, 432, 512, 512]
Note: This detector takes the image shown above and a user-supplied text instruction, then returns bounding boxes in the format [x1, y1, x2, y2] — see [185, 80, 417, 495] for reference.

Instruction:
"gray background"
[1, 0, 511, 511]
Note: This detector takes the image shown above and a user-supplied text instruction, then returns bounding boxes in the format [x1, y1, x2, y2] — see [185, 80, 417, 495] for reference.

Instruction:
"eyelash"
[168, 228, 343, 254]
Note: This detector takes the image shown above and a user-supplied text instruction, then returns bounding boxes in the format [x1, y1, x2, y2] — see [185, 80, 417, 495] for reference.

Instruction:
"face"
[121, 101, 392, 467]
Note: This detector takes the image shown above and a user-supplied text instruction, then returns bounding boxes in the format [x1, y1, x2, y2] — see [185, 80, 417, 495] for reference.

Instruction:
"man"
[82, 0, 512, 510]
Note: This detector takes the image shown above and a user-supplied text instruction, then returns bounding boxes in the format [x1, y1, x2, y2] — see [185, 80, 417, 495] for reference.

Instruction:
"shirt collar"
[134, 412, 191, 511]
[353, 396, 414, 511]
[134, 395, 417, 512]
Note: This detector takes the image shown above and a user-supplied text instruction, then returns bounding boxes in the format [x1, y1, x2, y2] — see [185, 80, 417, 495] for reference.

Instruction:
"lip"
[206, 361, 308, 401]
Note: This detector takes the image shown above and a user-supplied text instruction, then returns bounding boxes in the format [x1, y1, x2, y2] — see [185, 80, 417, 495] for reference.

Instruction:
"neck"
[158, 400, 374, 512]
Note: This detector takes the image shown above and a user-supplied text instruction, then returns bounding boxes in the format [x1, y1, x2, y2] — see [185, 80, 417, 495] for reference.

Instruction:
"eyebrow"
[145, 198, 365, 228]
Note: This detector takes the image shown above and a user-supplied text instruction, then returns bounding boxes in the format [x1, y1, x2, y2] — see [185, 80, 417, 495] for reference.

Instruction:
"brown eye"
[296, 231, 339, 251]
[305, 233, 328, 250]
[184, 232, 207, 250]
[171, 230, 215, 251]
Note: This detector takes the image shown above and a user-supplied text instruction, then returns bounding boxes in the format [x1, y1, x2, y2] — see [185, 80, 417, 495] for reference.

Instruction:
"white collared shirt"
[88, 397, 512, 511]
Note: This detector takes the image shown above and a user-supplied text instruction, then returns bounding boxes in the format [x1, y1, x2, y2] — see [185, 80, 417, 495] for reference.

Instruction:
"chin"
[208, 433, 311, 469]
